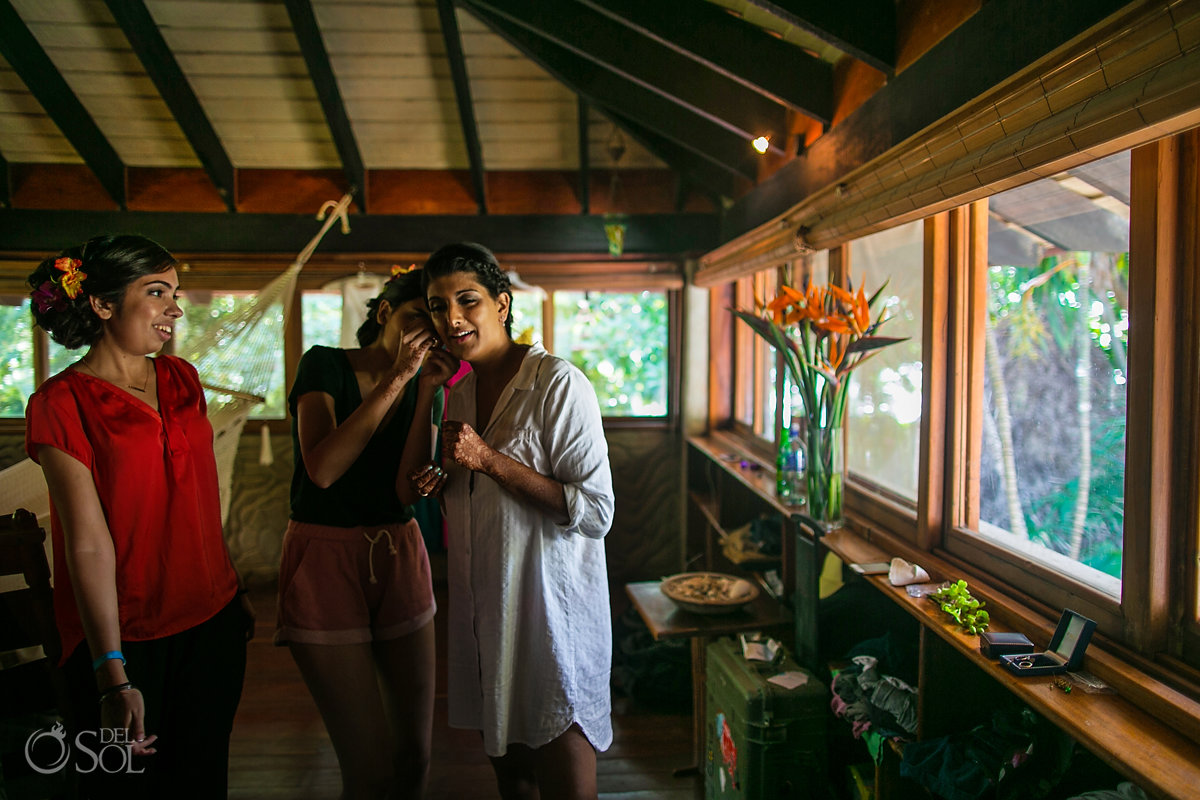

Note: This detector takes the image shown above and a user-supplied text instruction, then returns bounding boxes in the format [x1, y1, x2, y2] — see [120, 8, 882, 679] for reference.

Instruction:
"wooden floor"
[228, 576, 702, 799]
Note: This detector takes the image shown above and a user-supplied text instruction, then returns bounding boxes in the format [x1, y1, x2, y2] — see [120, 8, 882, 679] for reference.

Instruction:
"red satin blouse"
[25, 355, 238, 664]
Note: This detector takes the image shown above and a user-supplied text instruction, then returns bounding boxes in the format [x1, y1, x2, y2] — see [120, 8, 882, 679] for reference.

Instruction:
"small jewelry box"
[979, 631, 1035, 659]
[1000, 609, 1097, 677]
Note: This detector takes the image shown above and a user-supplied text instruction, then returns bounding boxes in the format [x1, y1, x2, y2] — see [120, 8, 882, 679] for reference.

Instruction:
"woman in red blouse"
[24, 235, 253, 799]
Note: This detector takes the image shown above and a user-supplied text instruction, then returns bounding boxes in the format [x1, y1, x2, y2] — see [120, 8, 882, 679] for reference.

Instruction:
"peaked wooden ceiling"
[0, 0, 1143, 257]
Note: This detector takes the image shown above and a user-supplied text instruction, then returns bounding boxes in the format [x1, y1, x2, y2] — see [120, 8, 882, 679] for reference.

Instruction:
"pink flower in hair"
[32, 280, 68, 314]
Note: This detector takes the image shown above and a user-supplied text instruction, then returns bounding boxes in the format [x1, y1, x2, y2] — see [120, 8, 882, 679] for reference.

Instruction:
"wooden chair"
[0, 508, 70, 796]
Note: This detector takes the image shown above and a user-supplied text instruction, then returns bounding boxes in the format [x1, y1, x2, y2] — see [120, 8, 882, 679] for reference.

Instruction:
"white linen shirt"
[443, 343, 615, 757]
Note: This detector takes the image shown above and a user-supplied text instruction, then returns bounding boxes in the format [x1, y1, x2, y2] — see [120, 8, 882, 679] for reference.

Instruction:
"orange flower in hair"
[53, 257, 87, 299]
[391, 263, 417, 277]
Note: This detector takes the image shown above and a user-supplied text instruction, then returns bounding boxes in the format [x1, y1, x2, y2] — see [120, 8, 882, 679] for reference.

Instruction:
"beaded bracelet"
[92, 650, 125, 672]
[98, 681, 135, 704]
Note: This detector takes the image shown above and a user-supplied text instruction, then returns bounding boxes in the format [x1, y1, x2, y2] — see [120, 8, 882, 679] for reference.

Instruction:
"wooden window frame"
[713, 133, 1200, 678]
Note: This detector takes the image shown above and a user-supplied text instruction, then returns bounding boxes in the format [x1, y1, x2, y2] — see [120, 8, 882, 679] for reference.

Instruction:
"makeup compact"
[1000, 609, 1097, 677]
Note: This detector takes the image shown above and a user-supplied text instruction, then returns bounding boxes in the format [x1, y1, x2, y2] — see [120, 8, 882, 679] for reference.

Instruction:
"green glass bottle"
[775, 424, 792, 501]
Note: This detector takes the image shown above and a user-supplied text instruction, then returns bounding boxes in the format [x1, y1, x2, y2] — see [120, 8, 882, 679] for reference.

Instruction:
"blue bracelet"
[92, 650, 125, 671]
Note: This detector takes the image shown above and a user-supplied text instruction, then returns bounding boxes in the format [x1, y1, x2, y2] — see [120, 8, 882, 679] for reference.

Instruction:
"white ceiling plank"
[144, 0, 292, 30]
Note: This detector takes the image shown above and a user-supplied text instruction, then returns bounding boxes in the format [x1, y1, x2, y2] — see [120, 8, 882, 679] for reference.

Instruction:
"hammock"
[1, 194, 355, 531]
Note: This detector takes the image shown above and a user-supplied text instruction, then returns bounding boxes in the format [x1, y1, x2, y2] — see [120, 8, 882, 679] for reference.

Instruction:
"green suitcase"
[706, 636, 830, 799]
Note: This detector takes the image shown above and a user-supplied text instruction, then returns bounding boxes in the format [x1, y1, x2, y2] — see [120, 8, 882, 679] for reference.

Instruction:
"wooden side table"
[624, 581, 793, 776]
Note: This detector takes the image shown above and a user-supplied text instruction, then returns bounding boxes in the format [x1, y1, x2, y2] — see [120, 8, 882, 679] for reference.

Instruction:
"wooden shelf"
[819, 528, 1200, 800]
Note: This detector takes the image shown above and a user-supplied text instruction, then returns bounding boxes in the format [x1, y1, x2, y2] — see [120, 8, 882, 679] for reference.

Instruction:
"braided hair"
[27, 235, 178, 349]
[419, 242, 513, 338]
[355, 270, 426, 346]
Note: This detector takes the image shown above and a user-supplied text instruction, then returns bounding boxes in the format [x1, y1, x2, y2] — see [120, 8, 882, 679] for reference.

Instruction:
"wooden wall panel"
[604, 428, 683, 586]
[11, 163, 119, 210]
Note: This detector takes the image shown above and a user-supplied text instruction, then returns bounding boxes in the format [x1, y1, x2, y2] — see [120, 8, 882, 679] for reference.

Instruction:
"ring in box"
[1001, 609, 1096, 676]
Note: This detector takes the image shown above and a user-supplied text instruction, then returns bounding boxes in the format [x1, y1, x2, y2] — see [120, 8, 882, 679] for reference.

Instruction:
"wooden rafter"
[465, 0, 787, 146]
[578, 97, 591, 214]
[283, 0, 366, 210]
[743, 0, 895, 75]
[104, 0, 236, 212]
[438, 0, 488, 215]
[603, 111, 739, 204]
[0, 152, 8, 210]
[0, 1, 126, 207]
[724, 0, 1132, 241]
[463, 3, 758, 180]
[580, 0, 832, 123]
[0, 209, 718, 256]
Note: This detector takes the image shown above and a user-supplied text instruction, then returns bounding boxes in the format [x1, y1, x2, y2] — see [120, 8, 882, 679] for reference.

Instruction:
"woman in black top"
[276, 270, 456, 800]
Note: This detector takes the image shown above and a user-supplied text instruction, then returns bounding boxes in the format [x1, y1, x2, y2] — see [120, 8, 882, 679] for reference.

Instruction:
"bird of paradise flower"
[732, 279, 908, 522]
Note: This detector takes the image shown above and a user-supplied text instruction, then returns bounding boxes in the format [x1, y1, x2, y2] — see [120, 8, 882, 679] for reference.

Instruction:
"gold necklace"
[79, 357, 151, 393]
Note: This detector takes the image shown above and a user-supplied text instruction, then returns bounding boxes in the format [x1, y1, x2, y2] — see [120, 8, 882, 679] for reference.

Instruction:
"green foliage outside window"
[0, 301, 34, 418]
[983, 252, 1127, 580]
[552, 291, 668, 417]
[303, 293, 344, 352]
[176, 294, 286, 418]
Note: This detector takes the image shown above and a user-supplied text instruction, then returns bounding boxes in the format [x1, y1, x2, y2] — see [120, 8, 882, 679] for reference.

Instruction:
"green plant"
[931, 579, 990, 635]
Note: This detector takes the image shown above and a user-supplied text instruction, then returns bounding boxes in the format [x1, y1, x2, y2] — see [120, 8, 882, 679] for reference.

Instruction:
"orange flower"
[53, 257, 87, 299]
[811, 312, 852, 336]
[391, 263, 417, 277]
[850, 287, 870, 334]
[826, 333, 847, 372]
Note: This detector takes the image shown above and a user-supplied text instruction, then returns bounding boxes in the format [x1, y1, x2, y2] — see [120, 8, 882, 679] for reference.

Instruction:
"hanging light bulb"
[752, 136, 771, 154]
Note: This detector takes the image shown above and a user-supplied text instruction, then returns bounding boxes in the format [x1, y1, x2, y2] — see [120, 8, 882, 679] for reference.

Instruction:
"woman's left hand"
[409, 462, 448, 497]
[442, 420, 494, 473]
[419, 347, 459, 390]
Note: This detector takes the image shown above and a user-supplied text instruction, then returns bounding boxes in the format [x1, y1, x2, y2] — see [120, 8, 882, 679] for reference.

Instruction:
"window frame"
[0, 262, 683, 434]
[711, 133, 1200, 674]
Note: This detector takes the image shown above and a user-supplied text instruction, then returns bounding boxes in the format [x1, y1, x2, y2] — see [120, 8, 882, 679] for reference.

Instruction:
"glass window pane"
[757, 269, 778, 439]
[979, 152, 1129, 595]
[176, 292, 286, 418]
[552, 290, 668, 417]
[48, 339, 75, 378]
[0, 300, 35, 418]
[847, 221, 925, 499]
[510, 290, 544, 345]
[302, 291, 343, 352]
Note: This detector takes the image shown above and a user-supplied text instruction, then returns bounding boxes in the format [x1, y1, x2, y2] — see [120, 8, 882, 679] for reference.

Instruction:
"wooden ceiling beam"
[0, 1, 126, 207]
[578, 97, 591, 214]
[725, 0, 1131, 241]
[0, 152, 8, 210]
[464, 0, 787, 147]
[743, 0, 895, 75]
[283, 0, 366, 210]
[103, 0, 236, 212]
[603, 110, 739, 205]
[579, 0, 832, 124]
[437, 0, 488, 215]
[0, 209, 718, 256]
[463, 4, 759, 180]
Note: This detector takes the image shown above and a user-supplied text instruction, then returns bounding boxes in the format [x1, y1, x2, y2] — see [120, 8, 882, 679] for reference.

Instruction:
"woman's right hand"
[392, 321, 439, 383]
[100, 686, 158, 756]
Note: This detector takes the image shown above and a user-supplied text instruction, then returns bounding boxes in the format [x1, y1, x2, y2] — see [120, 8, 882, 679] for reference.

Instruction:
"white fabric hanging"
[331, 273, 386, 348]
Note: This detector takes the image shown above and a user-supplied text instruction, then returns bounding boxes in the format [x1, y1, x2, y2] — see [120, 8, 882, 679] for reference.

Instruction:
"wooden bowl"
[660, 572, 760, 615]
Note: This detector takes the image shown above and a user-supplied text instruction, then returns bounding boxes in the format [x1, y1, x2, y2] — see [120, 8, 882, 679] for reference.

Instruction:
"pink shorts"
[275, 519, 436, 646]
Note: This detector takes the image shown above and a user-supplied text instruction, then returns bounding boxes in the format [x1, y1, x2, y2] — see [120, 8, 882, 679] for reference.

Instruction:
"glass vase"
[805, 423, 843, 530]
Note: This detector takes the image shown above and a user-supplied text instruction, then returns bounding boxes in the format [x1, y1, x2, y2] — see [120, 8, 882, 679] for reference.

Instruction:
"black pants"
[63, 597, 248, 800]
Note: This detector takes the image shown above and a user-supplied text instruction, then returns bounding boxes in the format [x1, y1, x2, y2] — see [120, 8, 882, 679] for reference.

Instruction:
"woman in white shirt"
[413, 242, 614, 800]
